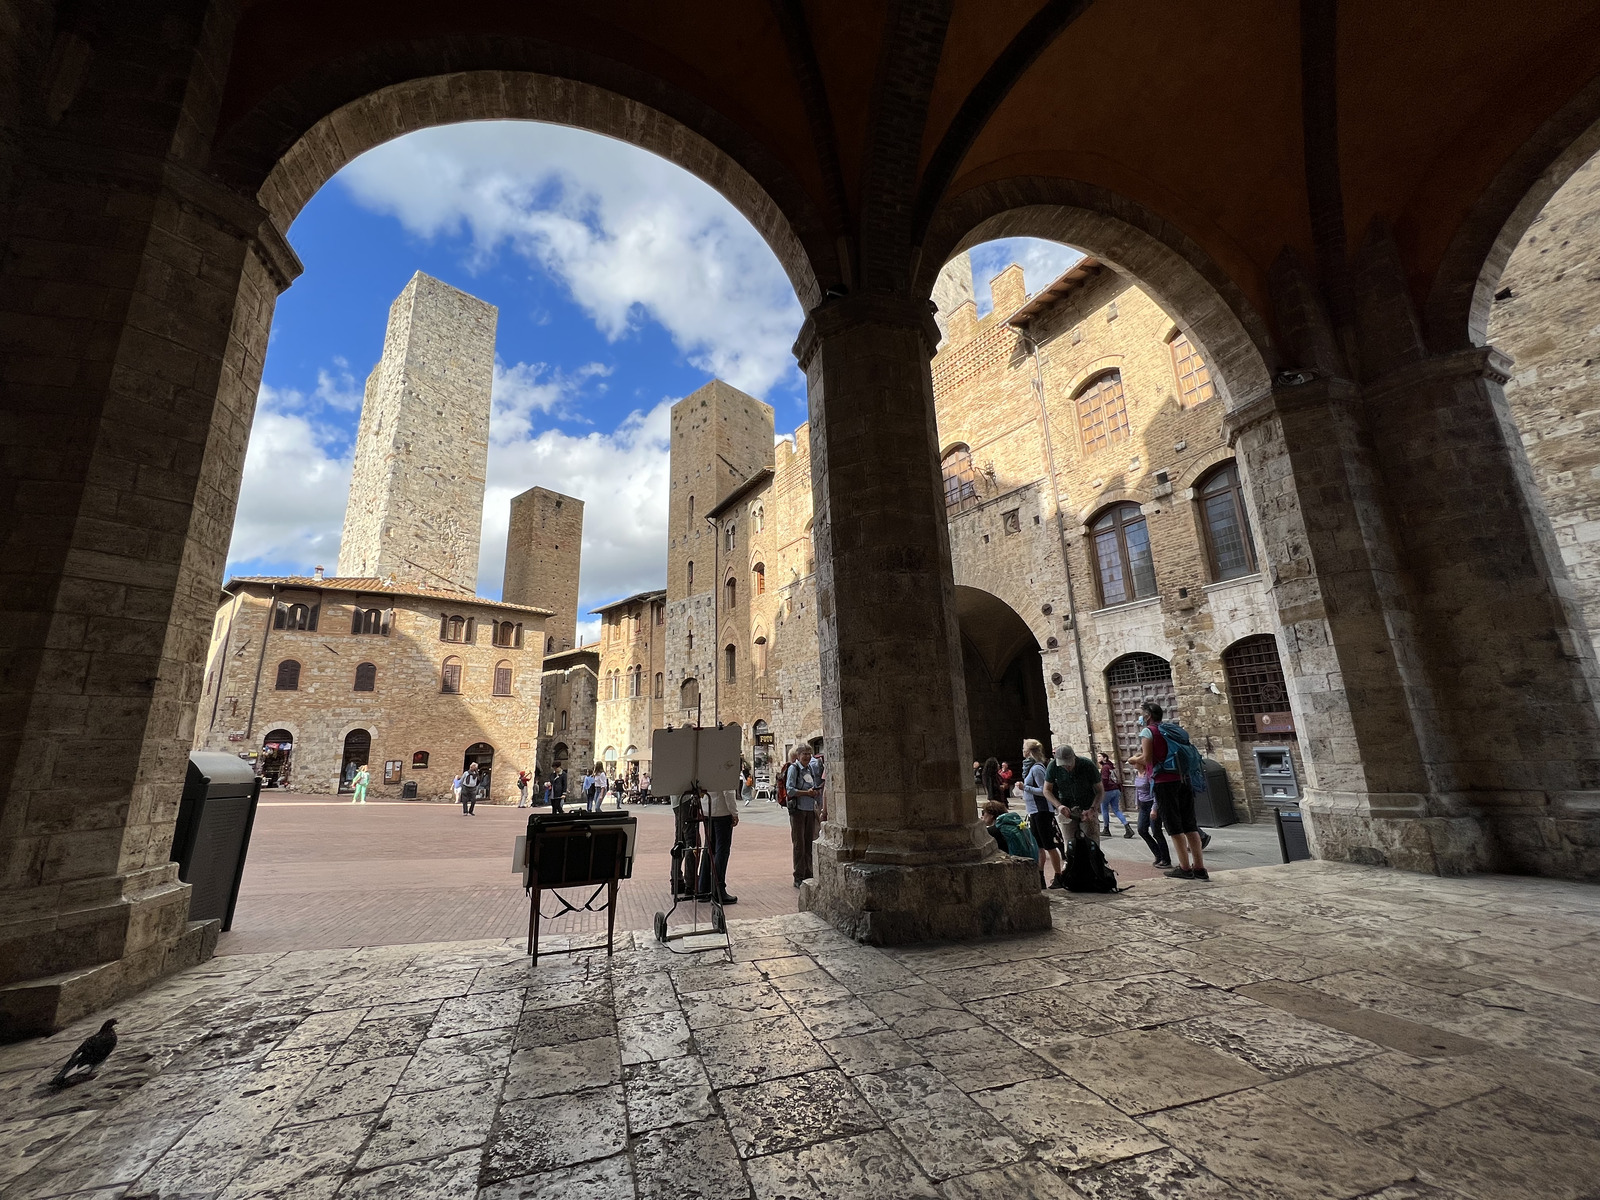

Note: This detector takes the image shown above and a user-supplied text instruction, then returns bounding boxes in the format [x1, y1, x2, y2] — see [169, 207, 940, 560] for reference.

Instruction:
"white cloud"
[477, 400, 672, 619]
[224, 383, 354, 575]
[337, 121, 804, 398]
[969, 238, 1085, 315]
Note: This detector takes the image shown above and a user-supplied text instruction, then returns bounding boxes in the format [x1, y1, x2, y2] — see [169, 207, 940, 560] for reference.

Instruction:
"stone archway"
[955, 586, 1049, 770]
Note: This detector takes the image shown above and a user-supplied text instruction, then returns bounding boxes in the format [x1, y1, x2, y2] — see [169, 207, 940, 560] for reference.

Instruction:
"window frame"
[493, 660, 513, 696]
[274, 659, 300, 690]
[1196, 462, 1259, 582]
[1074, 369, 1131, 454]
[1090, 502, 1158, 608]
[440, 655, 462, 694]
[1167, 329, 1217, 408]
[940, 444, 978, 513]
[753, 562, 765, 595]
[353, 661, 376, 692]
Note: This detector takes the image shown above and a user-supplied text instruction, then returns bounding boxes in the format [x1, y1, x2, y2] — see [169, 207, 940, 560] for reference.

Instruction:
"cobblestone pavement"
[5, 862, 1599, 1199]
[224, 797, 1269, 955]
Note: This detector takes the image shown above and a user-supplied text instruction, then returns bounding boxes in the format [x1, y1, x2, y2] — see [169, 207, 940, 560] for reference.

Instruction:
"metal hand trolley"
[653, 784, 727, 945]
[648, 723, 743, 949]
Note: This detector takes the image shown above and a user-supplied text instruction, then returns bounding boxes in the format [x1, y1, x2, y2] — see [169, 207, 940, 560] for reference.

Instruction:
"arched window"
[440, 655, 462, 694]
[687, 560, 694, 589]
[681, 677, 701, 710]
[559, 709, 569, 731]
[441, 615, 465, 643]
[754, 504, 764, 532]
[1168, 330, 1216, 407]
[753, 563, 765, 595]
[604, 747, 618, 766]
[1091, 502, 1157, 606]
[546, 635, 554, 652]
[274, 659, 300, 690]
[1223, 635, 1292, 744]
[754, 635, 768, 674]
[941, 444, 978, 511]
[724, 643, 737, 682]
[275, 602, 317, 631]
[1197, 462, 1258, 581]
[725, 522, 737, 552]
[493, 660, 513, 696]
[353, 662, 376, 692]
[351, 607, 383, 635]
[493, 621, 519, 647]
[412, 750, 429, 769]
[725, 577, 737, 610]
[629, 665, 642, 697]
[687, 630, 694, 651]
[654, 671, 664, 698]
[1075, 370, 1130, 452]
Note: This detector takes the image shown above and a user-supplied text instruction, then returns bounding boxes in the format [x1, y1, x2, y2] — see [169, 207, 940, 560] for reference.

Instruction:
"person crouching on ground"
[1020, 739, 1065, 889]
[1140, 701, 1208, 880]
[1047, 745, 1102, 850]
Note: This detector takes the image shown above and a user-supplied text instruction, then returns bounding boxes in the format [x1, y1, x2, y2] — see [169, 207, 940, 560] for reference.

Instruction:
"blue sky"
[229, 120, 1078, 641]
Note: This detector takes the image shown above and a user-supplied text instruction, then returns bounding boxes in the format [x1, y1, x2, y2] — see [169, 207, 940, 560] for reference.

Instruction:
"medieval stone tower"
[665, 379, 775, 716]
[503, 486, 584, 654]
[338, 272, 496, 593]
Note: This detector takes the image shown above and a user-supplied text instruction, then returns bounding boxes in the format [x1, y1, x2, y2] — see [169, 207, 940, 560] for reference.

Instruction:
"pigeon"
[51, 1018, 118, 1085]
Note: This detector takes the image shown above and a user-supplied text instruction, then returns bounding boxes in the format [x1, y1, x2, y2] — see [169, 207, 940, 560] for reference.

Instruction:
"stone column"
[793, 294, 1048, 942]
[0, 1, 300, 1037]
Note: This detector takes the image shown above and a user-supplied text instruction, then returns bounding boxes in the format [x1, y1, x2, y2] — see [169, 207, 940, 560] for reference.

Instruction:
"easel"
[650, 723, 741, 948]
[517, 812, 637, 964]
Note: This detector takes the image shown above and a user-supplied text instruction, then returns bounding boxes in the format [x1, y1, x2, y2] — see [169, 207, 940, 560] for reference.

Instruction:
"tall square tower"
[338, 272, 496, 592]
[503, 487, 584, 654]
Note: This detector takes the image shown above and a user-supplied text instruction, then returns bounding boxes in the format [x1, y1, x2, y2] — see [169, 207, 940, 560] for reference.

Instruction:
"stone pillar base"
[0, 878, 217, 1042]
[799, 852, 1051, 945]
[1303, 792, 1492, 876]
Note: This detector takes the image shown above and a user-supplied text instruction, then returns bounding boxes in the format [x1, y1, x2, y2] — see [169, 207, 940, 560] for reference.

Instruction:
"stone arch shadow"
[955, 584, 1050, 768]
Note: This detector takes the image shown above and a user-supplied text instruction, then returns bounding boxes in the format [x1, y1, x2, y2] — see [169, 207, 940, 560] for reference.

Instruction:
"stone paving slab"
[3, 862, 1599, 1199]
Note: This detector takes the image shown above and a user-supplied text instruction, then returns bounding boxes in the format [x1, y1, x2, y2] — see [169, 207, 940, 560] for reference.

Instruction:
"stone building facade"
[536, 645, 598, 788]
[504, 486, 583, 655]
[1491, 152, 1600, 663]
[195, 577, 545, 800]
[593, 589, 667, 782]
[338, 273, 495, 593]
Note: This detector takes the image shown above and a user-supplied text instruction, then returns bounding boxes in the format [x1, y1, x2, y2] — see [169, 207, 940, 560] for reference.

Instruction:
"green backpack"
[993, 811, 1040, 859]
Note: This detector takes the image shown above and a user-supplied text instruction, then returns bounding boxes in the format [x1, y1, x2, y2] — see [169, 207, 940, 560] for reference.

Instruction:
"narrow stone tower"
[338, 272, 496, 592]
[503, 487, 584, 654]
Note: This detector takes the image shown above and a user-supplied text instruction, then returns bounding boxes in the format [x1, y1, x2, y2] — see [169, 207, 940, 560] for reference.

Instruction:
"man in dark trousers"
[1141, 701, 1209, 880]
[787, 745, 825, 888]
[461, 761, 481, 815]
[549, 767, 566, 814]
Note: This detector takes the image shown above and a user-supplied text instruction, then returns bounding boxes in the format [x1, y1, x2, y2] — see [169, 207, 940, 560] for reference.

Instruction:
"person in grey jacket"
[787, 745, 825, 888]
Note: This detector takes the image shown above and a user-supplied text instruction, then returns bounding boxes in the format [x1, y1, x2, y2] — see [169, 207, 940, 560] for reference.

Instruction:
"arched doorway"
[463, 742, 494, 796]
[260, 729, 293, 789]
[1105, 653, 1175, 768]
[955, 586, 1050, 768]
[339, 730, 371, 793]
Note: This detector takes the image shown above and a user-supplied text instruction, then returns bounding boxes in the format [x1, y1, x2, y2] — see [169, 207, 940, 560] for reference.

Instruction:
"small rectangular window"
[494, 666, 512, 696]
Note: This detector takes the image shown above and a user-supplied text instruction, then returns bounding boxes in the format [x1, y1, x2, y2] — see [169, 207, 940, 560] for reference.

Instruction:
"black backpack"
[1064, 835, 1122, 893]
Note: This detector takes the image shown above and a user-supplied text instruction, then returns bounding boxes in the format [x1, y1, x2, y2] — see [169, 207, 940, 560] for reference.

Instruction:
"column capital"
[792, 291, 941, 371]
[1362, 344, 1514, 402]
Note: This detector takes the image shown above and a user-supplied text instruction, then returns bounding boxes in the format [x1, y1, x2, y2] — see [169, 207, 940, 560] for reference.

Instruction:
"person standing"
[580, 767, 594, 811]
[697, 785, 740, 903]
[1046, 745, 1102, 846]
[461, 761, 480, 816]
[351, 763, 369, 805]
[1098, 753, 1134, 838]
[516, 769, 531, 809]
[1140, 701, 1208, 880]
[549, 768, 566, 814]
[591, 764, 609, 813]
[997, 759, 1015, 799]
[787, 745, 824, 888]
[1131, 757, 1171, 868]
[981, 757, 1005, 807]
[1020, 740, 1065, 889]
[452, 772, 463, 806]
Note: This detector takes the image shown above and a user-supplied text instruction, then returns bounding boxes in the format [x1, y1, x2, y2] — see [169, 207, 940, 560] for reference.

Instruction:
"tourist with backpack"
[1140, 701, 1209, 880]
[983, 800, 1039, 859]
[1098, 753, 1134, 838]
[1046, 745, 1126, 894]
[1020, 739, 1065, 889]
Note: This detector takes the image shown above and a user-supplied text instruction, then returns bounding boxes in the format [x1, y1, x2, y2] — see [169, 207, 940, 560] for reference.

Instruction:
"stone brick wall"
[338, 273, 495, 593]
[1491, 152, 1600, 662]
[594, 593, 667, 779]
[196, 583, 545, 801]
[503, 486, 583, 654]
[536, 657, 596, 792]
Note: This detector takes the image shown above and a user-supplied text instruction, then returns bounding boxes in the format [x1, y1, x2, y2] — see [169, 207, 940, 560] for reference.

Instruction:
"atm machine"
[1251, 745, 1301, 803]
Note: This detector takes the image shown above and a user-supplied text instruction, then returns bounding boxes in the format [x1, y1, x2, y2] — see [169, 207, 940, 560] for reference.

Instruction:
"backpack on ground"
[1157, 722, 1209, 794]
[1064, 835, 1122, 893]
[992, 812, 1039, 859]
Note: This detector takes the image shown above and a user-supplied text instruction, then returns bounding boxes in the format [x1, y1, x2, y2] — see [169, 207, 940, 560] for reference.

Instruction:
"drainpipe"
[1020, 327, 1097, 757]
[244, 582, 278, 740]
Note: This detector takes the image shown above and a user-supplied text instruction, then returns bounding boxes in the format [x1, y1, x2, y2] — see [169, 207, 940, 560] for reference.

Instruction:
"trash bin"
[402, 780, 418, 799]
[1194, 758, 1238, 827]
[170, 751, 262, 931]
[1274, 807, 1313, 863]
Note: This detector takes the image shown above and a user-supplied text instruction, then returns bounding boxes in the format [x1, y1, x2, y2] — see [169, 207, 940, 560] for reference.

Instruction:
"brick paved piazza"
[4, 864, 1600, 1199]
